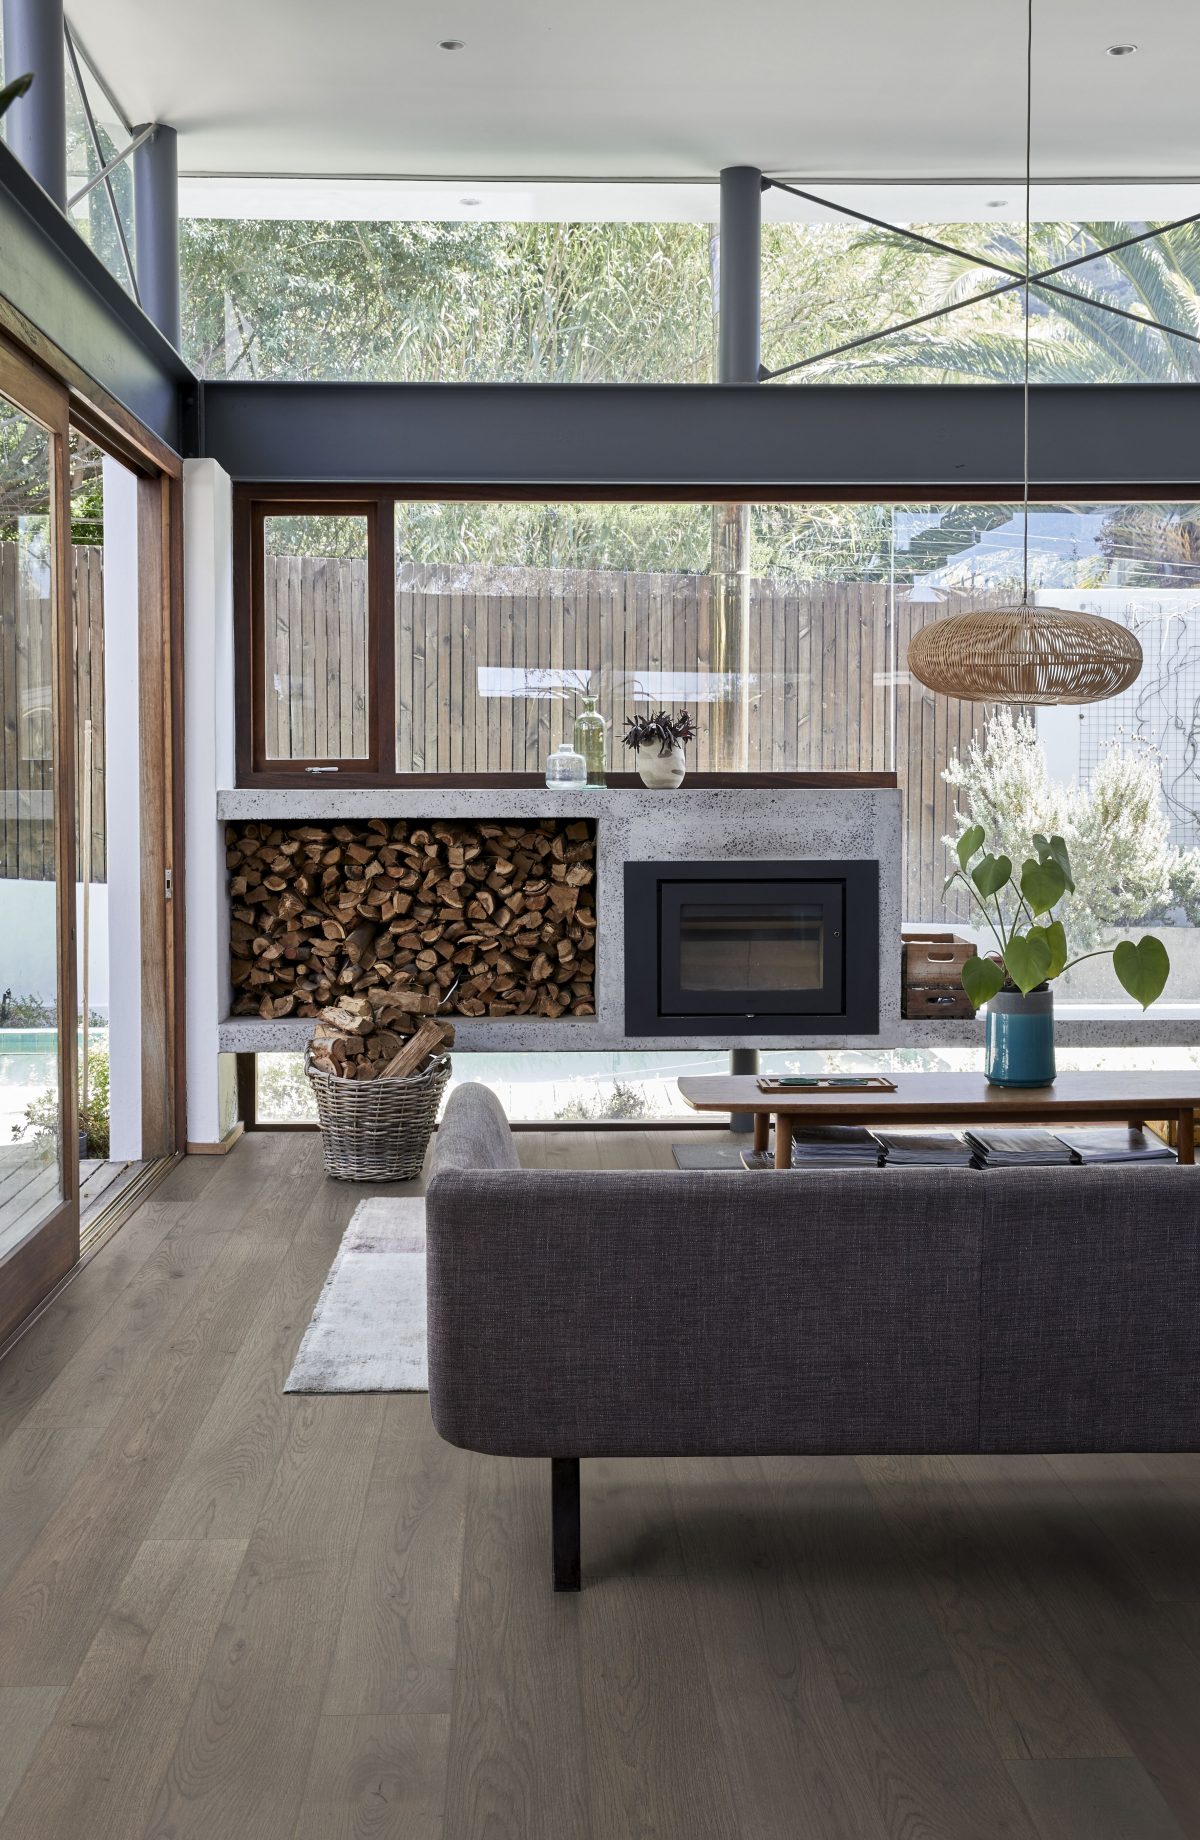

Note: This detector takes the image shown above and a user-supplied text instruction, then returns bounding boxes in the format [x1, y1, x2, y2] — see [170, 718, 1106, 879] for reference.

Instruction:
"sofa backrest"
[426, 1084, 1200, 1459]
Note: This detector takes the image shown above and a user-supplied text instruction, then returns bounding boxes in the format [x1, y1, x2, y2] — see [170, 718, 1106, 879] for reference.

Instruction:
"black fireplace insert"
[624, 859, 879, 1035]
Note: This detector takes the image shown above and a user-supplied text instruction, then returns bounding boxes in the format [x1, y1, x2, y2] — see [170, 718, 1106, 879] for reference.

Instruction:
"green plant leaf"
[1028, 920, 1067, 981]
[1032, 832, 1075, 893]
[956, 823, 985, 870]
[1113, 935, 1170, 1009]
[961, 953, 1004, 1010]
[1003, 930, 1052, 995]
[1020, 856, 1067, 916]
[972, 853, 1012, 898]
[0, 73, 33, 121]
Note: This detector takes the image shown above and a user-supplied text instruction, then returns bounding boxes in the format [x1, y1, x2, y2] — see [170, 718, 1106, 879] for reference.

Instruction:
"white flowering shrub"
[944, 708, 1200, 947]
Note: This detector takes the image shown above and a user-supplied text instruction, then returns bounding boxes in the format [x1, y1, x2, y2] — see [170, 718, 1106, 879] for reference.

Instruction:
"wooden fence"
[1, 541, 106, 886]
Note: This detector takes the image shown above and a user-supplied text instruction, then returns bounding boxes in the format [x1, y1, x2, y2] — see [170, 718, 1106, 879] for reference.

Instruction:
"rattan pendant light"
[906, 0, 1143, 706]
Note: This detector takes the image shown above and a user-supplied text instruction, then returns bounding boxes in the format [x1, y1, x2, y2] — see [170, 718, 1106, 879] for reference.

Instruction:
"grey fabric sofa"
[425, 1082, 1200, 1588]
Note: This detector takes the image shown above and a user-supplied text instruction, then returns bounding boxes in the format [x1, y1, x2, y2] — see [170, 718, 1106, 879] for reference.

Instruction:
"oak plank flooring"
[321, 1393, 467, 1718]
[443, 1450, 591, 1840]
[1007, 1756, 1190, 1840]
[763, 1454, 1042, 1840]
[293, 1714, 450, 1840]
[0, 1130, 1199, 1839]
[953, 1454, 1200, 1836]
[0, 1538, 247, 1840]
[0, 1690, 61, 1826]
[859, 1453, 1130, 1760]
[579, 1455, 742, 1840]
[1045, 1452, 1200, 1605]
[666, 1454, 890, 1840]
[143, 1396, 385, 1840]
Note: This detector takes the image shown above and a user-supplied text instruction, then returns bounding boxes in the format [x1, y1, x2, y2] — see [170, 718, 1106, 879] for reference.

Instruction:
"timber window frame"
[235, 486, 395, 784]
[232, 480, 1186, 792]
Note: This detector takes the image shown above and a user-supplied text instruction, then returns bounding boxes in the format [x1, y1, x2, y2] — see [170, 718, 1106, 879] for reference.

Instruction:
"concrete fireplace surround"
[215, 785, 902, 1052]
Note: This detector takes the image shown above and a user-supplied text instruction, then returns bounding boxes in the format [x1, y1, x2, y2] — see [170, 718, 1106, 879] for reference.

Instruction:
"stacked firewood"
[227, 817, 597, 1021]
[309, 989, 455, 1082]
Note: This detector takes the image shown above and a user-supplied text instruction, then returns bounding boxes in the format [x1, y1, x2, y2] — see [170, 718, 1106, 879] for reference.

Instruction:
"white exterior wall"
[183, 459, 238, 1145]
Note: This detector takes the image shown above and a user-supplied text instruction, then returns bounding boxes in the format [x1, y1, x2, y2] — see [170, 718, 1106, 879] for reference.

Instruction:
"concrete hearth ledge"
[215, 789, 1199, 1053]
[217, 1008, 1200, 1054]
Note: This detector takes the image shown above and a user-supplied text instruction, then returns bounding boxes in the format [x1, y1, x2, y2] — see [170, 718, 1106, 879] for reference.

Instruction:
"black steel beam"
[0, 141, 191, 450]
[199, 379, 1200, 492]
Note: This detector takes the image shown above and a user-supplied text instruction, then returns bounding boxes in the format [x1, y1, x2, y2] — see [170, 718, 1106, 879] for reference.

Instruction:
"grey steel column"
[718, 166, 762, 382]
[717, 168, 764, 1122]
[134, 123, 180, 347]
[2, 0, 66, 208]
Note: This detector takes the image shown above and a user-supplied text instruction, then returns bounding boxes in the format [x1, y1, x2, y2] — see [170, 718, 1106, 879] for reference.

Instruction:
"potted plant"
[622, 708, 698, 789]
[946, 825, 1170, 1086]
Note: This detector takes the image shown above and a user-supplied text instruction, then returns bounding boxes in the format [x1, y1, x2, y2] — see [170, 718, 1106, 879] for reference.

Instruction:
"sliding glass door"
[0, 348, 78, 1339]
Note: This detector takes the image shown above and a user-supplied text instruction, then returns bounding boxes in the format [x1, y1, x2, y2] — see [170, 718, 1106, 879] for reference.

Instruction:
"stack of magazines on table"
[741, 1125, 885, 1169]
[744, 1124, 1178, 1169]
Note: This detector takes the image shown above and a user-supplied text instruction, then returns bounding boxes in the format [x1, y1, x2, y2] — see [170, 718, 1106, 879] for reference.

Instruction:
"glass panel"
[896, 499, 1200, 1003]
[0, 397, 65, 1254]
[181, 213, 715, 383]
[393, 499, 903, 777]
[64, 44, 135, 295]
[761, 206, 1200, 386]
[262, 513, 370, 760]
[678, 903, 824, 992]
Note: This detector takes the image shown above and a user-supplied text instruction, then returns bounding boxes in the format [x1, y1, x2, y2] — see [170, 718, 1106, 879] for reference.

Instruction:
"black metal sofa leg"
[551, 1458, 581, 1591]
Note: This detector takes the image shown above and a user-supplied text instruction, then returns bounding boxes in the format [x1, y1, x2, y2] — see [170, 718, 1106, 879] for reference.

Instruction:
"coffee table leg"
[774, 1113, 793, 1170]
[1178, 1109, 1195, 1165]
[753, 1112, 769, 1155]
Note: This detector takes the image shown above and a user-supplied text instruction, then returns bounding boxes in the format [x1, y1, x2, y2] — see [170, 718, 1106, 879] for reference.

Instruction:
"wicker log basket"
[306, 1051, 451, 1182]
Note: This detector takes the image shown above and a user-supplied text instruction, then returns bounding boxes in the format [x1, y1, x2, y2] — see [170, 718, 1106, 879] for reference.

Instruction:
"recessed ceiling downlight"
[439, 38, 465, 50]
[1106, 42, 1137, 55]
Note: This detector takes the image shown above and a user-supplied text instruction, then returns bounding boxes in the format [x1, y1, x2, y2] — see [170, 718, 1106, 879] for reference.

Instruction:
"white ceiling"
[67, 0, 1198, 185]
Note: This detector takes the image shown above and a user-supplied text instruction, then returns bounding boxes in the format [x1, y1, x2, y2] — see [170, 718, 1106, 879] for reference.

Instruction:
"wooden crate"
[901, 930, 976, 1019]
[902, 985, 976, 1020]
[903, 931, 976, 987]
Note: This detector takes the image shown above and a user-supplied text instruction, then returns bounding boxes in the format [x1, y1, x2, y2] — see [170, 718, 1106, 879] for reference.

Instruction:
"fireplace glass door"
[658, 879, 844, 1018]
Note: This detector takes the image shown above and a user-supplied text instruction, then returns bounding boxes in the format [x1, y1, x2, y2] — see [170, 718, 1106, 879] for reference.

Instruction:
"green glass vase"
[572, 697, 607, 787]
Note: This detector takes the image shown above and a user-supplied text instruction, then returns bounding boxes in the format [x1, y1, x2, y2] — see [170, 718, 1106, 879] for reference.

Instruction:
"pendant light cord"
[1022, 0, 1032, 604]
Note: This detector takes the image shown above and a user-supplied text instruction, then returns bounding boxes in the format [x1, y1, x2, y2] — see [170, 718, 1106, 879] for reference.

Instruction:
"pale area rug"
[284, 1196, 428, 1393]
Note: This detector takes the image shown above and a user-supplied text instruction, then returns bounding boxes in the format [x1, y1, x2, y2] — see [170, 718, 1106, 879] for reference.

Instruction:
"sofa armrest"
[432, 1081, 521, 1174]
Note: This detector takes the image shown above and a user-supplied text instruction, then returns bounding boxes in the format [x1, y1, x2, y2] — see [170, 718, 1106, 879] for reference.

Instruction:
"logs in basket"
[305, 989, 456, 1181]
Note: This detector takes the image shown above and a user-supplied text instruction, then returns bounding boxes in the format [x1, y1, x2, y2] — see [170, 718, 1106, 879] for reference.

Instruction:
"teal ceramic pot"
[985, 986, 1055, 1087]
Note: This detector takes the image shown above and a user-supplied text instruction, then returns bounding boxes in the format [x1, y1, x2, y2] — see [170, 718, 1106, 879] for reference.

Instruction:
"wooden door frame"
[134, 467, 185, 1155]
[65, 428, 185, 1160]
[0, 340, 79, 1343]
[0, 319, 186, 1339]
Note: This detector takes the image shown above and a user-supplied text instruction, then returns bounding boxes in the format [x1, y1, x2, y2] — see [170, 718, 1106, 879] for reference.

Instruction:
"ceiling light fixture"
[439, 38, 465, 50]
[1106, 43, 1137, 55]
[907, 0, 1143, 705]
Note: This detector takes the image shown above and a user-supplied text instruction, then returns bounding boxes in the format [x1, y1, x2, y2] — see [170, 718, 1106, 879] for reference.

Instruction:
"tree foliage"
[944, 707, 1200, 946]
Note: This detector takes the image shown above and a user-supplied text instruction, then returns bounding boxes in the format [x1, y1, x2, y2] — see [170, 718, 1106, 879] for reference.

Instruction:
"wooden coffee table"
[678, 1072, 1200, 1169]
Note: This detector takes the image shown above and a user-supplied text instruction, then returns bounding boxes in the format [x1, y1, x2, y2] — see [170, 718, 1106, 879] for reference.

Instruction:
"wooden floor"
[2, 1129, 1200, 1838]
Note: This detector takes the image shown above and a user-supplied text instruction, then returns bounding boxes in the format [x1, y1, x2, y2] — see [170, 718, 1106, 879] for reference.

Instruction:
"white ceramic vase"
[638, 744, 687, 789]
